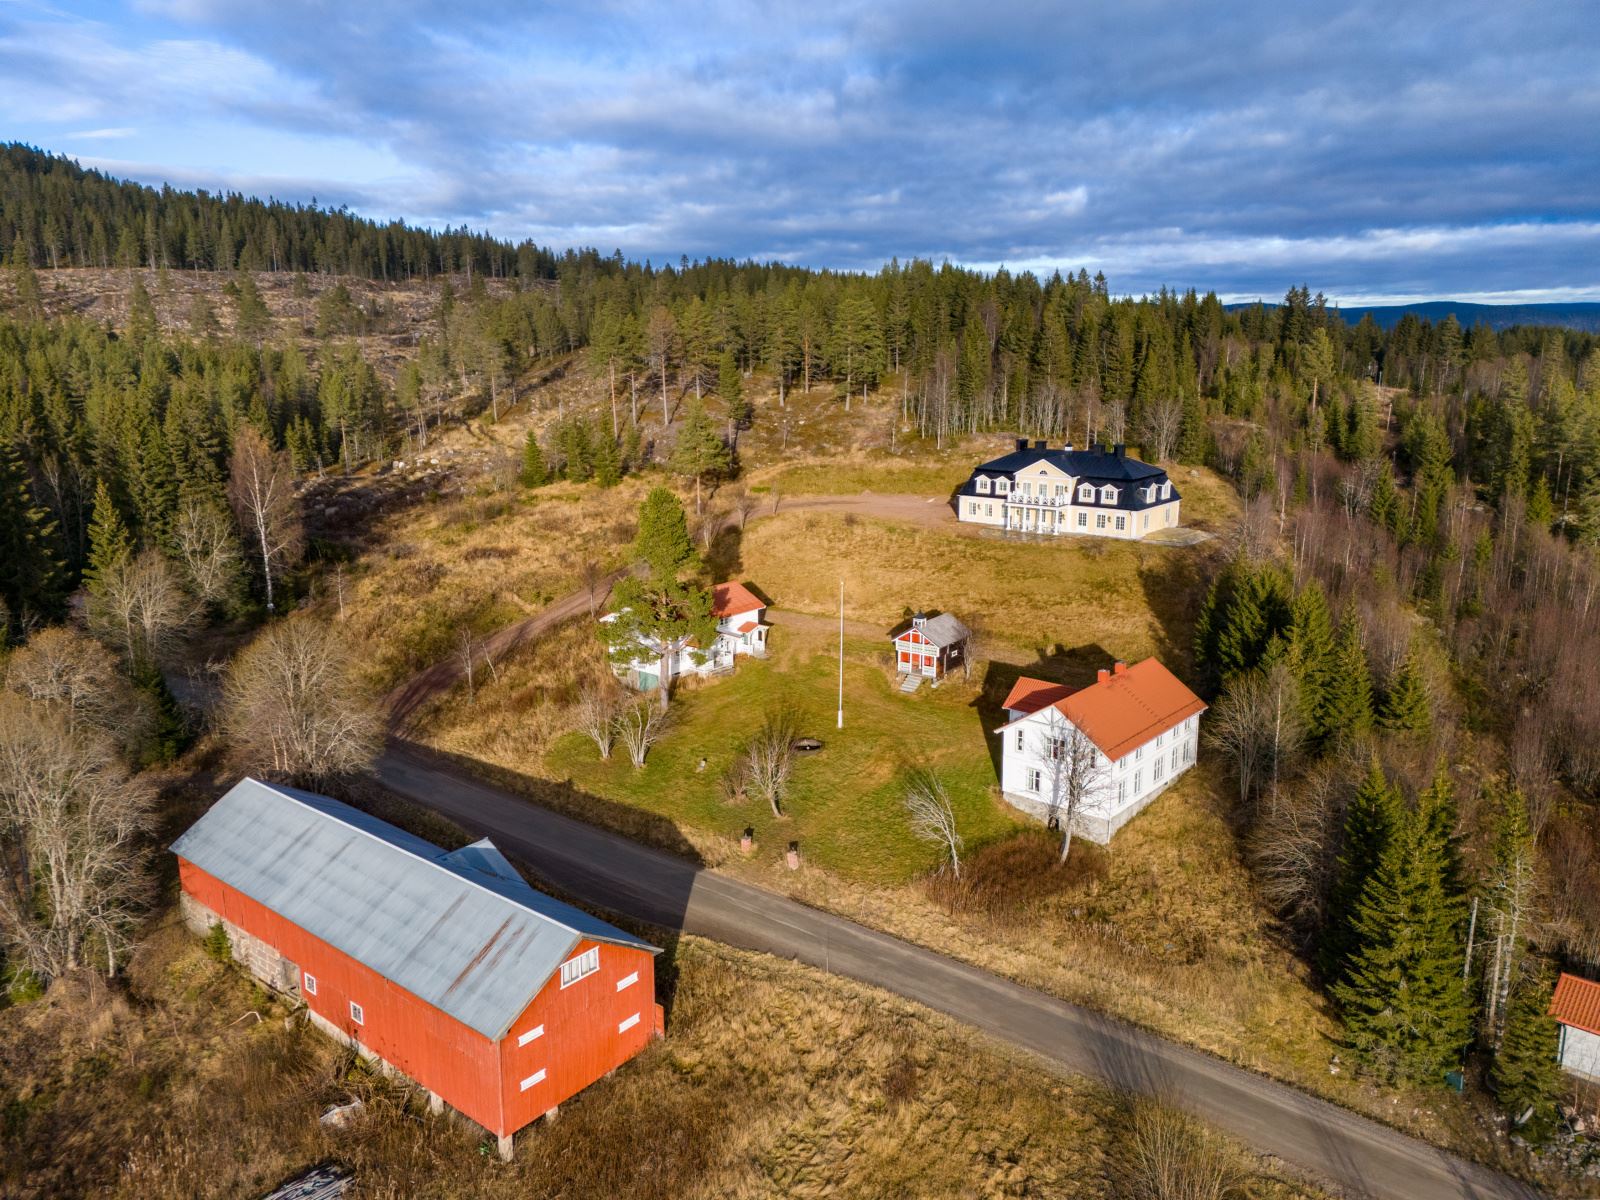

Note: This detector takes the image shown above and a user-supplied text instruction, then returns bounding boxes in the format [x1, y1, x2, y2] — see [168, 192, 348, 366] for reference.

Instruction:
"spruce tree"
[0, 443, 67, 633]
[1211, 562, 1293, 681]
[1319, 613, 1374, 745]
[1525, 475, 1555, 530]
[1322, 758, 1402, 977]
[669, 397, 732, 512]
[83, 479, 134, 591]
[592, 431, 622, 487]
[1331, 774, 1471, 1085]
[519, 430, 547, 488]
[1378, 649, 1432, 736]
[1491, 969, 1564, 1144]
[1288, 579, 1336, 737]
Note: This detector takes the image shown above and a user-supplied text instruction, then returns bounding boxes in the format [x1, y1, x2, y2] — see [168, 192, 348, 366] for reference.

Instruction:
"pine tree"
[1491, 968, 1564, 1144]
[519, 430, 547, 488]
[83, 479, 134, 591]
[1319, 614, 1374, 745]
[719, 349, 750, 428]
[599, 489, 715, 709]
[669, 398, 732, 512]
[1322, 758, 1403, 977]
[1378, 649, 1432, 736]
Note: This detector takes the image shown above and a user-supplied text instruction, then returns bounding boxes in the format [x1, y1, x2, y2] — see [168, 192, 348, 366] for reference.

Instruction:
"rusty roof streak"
[444, 915, 515, 997]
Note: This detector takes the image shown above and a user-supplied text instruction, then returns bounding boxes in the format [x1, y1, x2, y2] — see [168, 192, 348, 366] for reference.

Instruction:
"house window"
[1133, 768, 1142, 792]
[1021, 481, 1031, 496]
[1135, 745, 1144, 761]
[349, 1001, 364, 1026]
[1077, 512, 1087, 527]
[1046, 736, 1066, 760]
[1171, 747, 1180, 771]
[1054, 484, 1066, 497]
[303, 972, 317, 996]
[1186, 739, 1196, 763]
[1162, 482, 1171, 499]
[618, 971, 639, 992]
[1143, 514, 1149, 530]
[967, 502, 977, 515]
[1101, 485, 1118, 503]
[1015, 729, 1025, 751]
[1117, 780, 1126, 803]
[1096, 513, 1107, 529]
[1078, 483, 1093, 501]
[1153, 759, 1165, 781]
[1156, 731, 1164, 747]
[560, 947, 600, 988]
[618, 1013, 641, 1034]
[976, 476, 991, 494]
[996, 479, 1010, 494]
[986, 504, 993, 517]
[517, 1024, 545, 1047]
[1115, 515, 1126, 531]
[1026, 768, 1042, 792]
[519, 1068, 546, 1092]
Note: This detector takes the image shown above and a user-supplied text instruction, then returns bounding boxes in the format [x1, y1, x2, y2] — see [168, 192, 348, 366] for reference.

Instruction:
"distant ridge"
[1225, 299, 1600, 333]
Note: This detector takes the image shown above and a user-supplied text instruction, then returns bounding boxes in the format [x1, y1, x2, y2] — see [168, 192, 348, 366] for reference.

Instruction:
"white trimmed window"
[618, 1013, 641, 1034]
[1026, 768, 1042, 792]
[1020, 481, 1031, 496]
[1096, 513, 1107, 528]
[560, 947, 600, 988]
[519, 1068, 546, 1092]
[1153, 758, 1165, 781]
[996, 478, 1010, 494]
[976, 476, 991, 494]
[1186, 739, 1196, 764]
[1077, 511, 1087, 527]
[1101, 485, 1118, 503]
[303, 972, 318, 996]
[967, 501, 977, 515]
[617, 971, 639, 992]
[1115, 515, 1126, 531]
[1162, 481, 1171, 499]
[1014, 728, 1024, 751]
[1133, 768, 1142, 792]
[349, 1001, 364, 1026]
[1078, 483, 1093, 500]
[1117, 779, 1126, 803]
[517, 1024, 545, 1047]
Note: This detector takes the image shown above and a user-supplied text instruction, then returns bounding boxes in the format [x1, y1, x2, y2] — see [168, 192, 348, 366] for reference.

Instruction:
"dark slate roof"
[957, 445, 1179, 511]
[171, 778, 657, 1040]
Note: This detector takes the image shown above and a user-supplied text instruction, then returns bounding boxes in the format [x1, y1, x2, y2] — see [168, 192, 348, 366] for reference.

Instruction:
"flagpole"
[836, 579, 844, 729]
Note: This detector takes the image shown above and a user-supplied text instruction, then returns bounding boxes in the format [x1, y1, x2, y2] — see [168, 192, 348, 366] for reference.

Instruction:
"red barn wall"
[178, 858, 508, 1135]
[498, 938, 661, 1126]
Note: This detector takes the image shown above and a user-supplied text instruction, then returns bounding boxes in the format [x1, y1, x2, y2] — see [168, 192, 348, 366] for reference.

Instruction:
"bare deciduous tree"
[733, 488, 759, 530]
[578, 559, 610, 617]
[4, 627, 153, 753]
[575, 681, 620, 760]
[0, 694, 154, 981]
[222, 617, 379, 786]
[903, 766, 963, 877]
[1248, 759, 1345, 940]
[1121, 1097, 1242, 1200]
[1204, 663, 1304, 808]
[743, 709, 796, 818]
[1039, 709, 1107, 864]
[228, 425, 304, 614]
[1138, 394, 1184, 463]
[87, 549, 197, 669]
[615, 700, 668, 769]
[172, 500, 243, 611]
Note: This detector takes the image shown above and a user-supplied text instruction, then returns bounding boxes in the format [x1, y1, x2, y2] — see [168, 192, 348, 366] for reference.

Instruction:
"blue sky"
[3, 0, 1598, 303]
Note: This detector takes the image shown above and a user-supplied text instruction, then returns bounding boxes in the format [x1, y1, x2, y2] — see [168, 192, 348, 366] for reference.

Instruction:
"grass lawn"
[549, 629, 1021, 884]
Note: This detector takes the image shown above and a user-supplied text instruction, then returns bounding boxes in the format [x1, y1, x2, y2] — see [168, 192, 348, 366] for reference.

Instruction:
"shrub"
[202, 922, 233, 964]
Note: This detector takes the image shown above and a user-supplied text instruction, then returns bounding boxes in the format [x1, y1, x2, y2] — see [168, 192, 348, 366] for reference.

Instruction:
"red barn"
[171, 778, 662, 1159]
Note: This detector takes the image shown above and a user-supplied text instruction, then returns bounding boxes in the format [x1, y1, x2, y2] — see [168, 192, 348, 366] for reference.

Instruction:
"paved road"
[376, 741, 1542, 1200]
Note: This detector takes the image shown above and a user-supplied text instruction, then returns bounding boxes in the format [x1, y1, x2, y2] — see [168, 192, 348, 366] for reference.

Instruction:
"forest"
[3, 146, 1600, 1173]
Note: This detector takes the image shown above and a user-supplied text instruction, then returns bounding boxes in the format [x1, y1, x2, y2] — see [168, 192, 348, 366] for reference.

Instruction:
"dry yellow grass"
[0, 918, 1325, 1200]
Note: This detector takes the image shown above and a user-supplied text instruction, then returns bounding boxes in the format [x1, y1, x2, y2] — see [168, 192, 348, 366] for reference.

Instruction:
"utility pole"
[836, 580, 844, 730]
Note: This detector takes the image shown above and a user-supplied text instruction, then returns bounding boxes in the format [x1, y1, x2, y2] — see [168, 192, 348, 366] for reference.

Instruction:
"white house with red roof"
[995, 658, 1206, 842]
[606, 581, 768, 692]
[1550, 972, 1600, 1080]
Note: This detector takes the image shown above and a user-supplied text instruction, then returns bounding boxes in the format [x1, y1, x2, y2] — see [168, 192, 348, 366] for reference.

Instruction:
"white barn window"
[303, 972, 318, 996]
[560, 947, 600, 988]
[517, 1024, 545, 1047]
[519, 1069, 546, 1092]
[349, 1001, 364, 1026]
[618, 1013, 641, 1033]
[617, 971, 639, 992]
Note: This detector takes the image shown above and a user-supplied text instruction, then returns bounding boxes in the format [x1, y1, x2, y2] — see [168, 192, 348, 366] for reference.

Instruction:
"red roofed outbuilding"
[995, 658, 1206, 841]
[1550, 972, 1600, 1081]
[172, 779, 663, 1160]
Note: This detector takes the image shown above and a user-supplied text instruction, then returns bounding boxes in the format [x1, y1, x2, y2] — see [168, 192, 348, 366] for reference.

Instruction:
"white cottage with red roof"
[605, 580, 769, 692]
[1551, 972, 1600, 1080]
[995, 658, 1206, 842]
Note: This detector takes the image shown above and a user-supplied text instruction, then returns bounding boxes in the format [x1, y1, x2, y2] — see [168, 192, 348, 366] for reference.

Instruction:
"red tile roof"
[735, 620, 758, 634]
[1551, 973, 1600, 1036]
[713, 581, 764, 618]
[1004, 659, 1207, 761]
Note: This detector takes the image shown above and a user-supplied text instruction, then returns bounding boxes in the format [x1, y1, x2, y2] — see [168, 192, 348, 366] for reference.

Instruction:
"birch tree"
[1039, 710, 1106, 863]
[172, 500, 243, 611]
[903, 767, 963, 877]
[743, 710, 796, 818]
[227, 425, 303, 614]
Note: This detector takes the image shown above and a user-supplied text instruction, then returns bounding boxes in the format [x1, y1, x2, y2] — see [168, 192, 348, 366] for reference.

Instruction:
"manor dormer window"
[1101, 485, 1119, 503]
[976, 476, 991, 494]
[1161, 481, 1171, 500]
[1078, 483, 1094, 501]
[996, 478, 1010, 495]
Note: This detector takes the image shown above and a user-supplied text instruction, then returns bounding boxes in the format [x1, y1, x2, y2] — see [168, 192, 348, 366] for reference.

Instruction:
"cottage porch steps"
[897, 673, 924, 694]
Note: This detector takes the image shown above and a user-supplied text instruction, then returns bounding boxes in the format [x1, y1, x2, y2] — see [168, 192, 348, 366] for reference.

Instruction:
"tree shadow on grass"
[704, 523, 744, 583]
[972, 643, 1115, 783]
[1136, 542, 1225, 678]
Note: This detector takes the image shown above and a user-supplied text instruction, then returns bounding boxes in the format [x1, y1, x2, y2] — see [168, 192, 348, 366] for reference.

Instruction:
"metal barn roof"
[171, 778, 657, 1041]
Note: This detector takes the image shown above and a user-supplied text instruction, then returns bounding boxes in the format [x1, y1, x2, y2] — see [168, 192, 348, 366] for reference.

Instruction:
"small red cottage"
[892, 611, 972, 683]
[171, 779, 662, 1159]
